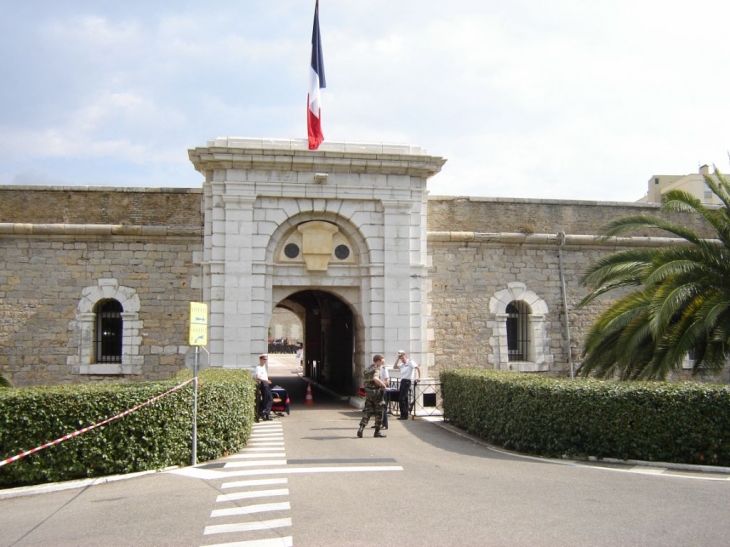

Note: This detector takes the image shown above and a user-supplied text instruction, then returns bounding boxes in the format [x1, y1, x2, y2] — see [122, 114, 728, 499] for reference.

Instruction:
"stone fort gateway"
[0, 138, 717, 393]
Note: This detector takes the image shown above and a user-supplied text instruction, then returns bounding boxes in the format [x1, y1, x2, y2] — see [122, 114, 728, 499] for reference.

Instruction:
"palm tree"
[578, 168, 730, 380]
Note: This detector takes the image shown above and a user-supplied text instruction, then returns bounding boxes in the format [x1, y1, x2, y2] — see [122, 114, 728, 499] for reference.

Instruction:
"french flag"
[307, 0, 326, 150]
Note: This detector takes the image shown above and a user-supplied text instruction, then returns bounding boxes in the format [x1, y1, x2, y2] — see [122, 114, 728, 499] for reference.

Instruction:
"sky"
[1, 1, 729, 202]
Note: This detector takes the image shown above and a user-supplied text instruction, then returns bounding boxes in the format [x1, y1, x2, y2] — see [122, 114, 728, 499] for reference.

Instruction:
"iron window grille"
[94, 299, 123, 363]
[506, 300, 530, 361]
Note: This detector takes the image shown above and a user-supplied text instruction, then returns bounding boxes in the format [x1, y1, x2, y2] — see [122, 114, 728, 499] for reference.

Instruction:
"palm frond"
[579, 178, 730, 380]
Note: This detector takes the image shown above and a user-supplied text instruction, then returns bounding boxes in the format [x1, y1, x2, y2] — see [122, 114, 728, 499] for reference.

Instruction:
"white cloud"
[11, 168, 69, 186]
[1, 1, 729, 198]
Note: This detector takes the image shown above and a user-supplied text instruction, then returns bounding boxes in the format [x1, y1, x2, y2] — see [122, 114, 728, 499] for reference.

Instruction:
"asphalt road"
[2, 355, 730, 547]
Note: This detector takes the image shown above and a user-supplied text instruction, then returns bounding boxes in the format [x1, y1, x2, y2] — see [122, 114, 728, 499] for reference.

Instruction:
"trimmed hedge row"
[0, 369, 256, 488]
[442, 369, 730, 466]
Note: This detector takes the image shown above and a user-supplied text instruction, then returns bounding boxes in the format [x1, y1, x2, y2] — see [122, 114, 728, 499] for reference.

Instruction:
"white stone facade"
[188, 138, 445, 387]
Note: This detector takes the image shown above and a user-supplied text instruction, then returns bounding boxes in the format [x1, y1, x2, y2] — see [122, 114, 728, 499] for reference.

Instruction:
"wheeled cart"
[255, 384, 291, 422]
[384, 387, 399, 415]
[270, 385, 291, 415]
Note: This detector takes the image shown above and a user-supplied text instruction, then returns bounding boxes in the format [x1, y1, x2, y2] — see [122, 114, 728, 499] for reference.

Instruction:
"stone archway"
[189, 138, 446, 379]
[276, 290, 358, 394]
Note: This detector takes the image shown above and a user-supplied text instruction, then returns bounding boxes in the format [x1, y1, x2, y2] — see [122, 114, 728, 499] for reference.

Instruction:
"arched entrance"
[276, 290, 356, 395]
[190, 138, 446, 380]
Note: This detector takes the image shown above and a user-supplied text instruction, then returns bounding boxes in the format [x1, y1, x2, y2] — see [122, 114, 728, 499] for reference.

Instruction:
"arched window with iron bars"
[506, 300, 531, 361]
[94, 299, 123, 363]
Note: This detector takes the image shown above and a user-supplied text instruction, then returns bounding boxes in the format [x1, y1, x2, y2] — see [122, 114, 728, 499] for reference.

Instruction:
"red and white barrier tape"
[0, 378, 195, 468]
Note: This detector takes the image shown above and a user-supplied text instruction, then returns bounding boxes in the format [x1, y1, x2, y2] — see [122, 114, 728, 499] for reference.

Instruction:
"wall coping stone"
[0, 223, 201, 237]
[0, 186, 202, 193]
[189, 138, 446, 178]
[427, 195, 663, 209]
[427, 231, 697, 247]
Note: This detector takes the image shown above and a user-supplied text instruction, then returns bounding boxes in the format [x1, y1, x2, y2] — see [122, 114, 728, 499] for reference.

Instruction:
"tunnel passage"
[275, 290, 355, 396]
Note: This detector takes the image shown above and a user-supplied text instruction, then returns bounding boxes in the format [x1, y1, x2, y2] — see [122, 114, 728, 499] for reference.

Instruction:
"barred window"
[95, 299, 123, 364]
[506, 300, 530, 361]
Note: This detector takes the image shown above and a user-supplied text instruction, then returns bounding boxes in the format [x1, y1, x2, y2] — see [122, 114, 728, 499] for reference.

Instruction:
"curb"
[0, 466, 178, 500]
[427, 418, 730, 477]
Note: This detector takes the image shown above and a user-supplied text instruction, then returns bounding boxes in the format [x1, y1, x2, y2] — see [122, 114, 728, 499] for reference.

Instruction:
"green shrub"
[0, 369, 256, 488]
[0, 372, 12, 388]
[442, 369, 730, 466]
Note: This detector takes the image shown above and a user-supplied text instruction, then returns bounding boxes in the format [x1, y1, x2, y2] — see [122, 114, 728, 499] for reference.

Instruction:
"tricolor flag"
[307, 0, 326, 150]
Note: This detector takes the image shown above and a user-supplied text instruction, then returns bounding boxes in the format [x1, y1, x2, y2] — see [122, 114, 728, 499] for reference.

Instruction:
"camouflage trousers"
[359, 390, 384, 429]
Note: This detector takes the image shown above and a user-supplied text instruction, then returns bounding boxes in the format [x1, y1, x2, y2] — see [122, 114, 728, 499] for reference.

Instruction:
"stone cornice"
[427, 231, 699, 248]
[0, 223, 201, 238]
[188, 138, 446, 178]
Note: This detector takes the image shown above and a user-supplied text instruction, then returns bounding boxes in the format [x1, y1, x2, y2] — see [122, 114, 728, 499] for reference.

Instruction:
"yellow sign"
[188, 302, 208, 346]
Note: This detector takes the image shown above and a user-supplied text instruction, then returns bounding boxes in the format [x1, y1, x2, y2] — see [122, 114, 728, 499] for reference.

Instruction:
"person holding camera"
[393, 350, 420, 420]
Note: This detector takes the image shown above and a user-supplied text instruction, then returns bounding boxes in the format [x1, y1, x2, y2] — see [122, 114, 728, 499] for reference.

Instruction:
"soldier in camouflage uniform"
[357, 354, 387, 438]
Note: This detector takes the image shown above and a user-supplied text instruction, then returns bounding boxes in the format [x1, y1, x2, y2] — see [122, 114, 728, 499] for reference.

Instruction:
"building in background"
[638, 165, 720, 205]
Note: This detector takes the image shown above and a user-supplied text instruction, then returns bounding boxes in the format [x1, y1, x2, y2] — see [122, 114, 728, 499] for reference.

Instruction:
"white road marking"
[204, 518, 292, 535]
[227, 453, 287, 459]
[223, 460, 287, 468]
[218, 465, 404, 478]
[202, 536, 293, 547]
[216, 489, 289, 503]
[629, 466, 667, 475]
[222, 478, 288, 489]
[211, 501, 291, 518]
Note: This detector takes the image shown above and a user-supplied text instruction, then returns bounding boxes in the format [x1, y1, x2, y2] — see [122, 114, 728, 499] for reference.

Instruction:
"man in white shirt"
[254, 354, 273, 420]
[393, 350, 420, 420]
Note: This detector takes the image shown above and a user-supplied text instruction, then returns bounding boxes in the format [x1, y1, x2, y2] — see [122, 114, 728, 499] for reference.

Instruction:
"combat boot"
[374, 428, 386, 438]
[357, 425, 364, 438]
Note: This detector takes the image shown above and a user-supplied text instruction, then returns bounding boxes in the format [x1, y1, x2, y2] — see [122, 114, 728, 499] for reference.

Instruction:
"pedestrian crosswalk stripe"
[239, 447, 285, 452]
[224, 460, 287, 468]
[249, 433, 284, 438]
[216, 488, 289, 503]
[246, 442, 284, 446]
[203, 536, 293, 547]
[228, 453, 287, 459]
[211, 501, 291, 518]
[221, 478, 288, 489]
[217, 465, 404, 479]
[204, 517, 292, 535]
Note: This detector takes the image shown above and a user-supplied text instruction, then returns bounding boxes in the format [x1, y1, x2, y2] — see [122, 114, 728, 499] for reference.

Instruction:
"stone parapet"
[0, 186, 203, 227]
[427, 195, 714, 238]
[189, 138, 446, 178]
[427, 231, 691, 248]
[0, 223, 201, 238]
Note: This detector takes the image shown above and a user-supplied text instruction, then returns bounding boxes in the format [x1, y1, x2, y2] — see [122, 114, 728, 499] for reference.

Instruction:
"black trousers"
[398, 379, 412, 418]
[259, 382, 273, 418]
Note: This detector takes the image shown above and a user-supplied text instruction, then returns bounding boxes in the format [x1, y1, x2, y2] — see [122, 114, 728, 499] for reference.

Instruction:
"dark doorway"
[276, 290, 355, 395]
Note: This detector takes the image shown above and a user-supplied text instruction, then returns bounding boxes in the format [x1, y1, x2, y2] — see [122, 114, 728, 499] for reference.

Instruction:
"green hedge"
[0, 369, 256, 488]
[442, 369, 730, 466]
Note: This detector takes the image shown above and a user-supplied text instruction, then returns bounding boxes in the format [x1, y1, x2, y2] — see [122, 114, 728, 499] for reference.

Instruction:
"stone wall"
[424, 197, 719, 379]
[0, 187, 203, 386]
[427, 196, 714, 238]
[269, 308, 303, 344]
[0, 186, 202, 226]
[0, 186, 716, 386]
[426, 235, 614, 376]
